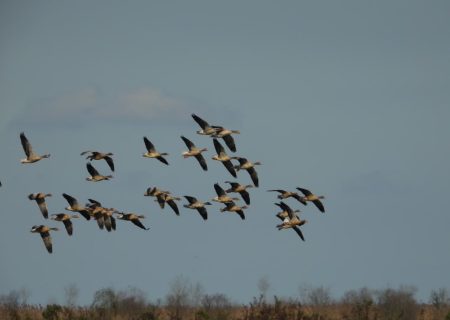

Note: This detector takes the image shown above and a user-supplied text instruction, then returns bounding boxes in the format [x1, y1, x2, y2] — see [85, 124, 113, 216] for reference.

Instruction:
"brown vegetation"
[1, 285, 450, 320]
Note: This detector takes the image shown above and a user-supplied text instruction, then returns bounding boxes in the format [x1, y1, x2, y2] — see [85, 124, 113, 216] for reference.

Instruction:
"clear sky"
[1, 0, 449, 305]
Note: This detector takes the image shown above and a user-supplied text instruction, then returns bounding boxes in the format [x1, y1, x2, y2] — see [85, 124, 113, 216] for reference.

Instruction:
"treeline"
[1, 279, 450, 320]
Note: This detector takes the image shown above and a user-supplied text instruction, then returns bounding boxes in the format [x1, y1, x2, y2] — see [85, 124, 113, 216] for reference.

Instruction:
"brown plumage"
[20, 132, 50, 164]
[116, 212, 149, 230]
[28, 193, 52, 219]
[267, 189, 307, 205]
[50, 213, 79, 236]
[30, 225, 58, 253]
[296, 187, 325, 213]
[143, 137, 169, 165]
[81, 151, 115, 171]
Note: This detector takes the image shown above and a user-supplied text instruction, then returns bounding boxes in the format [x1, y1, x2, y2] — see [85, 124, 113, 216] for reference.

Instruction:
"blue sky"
[1, 0, 449, 305]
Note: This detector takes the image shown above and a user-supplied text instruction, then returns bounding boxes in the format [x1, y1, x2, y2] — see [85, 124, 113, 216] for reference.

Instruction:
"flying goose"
[85, 199, 116, 231]
[143, 137, 169, 165]
[80, 151, 115, 171]
[50, 213, 79, 236]
[211, 126, 240, 152]
[156, 193, 181, 215]
[212, 183, 239, 204]
[28, 193, 52, 219]
[191, 114, 220, 136]
[220, 201, 248, 220]
[30, 225, 58, 253]
[183, 196, 211, 220]
[180, 136, 208, 171]
[275, 203, 307, 241]
[274, 201, 300, 220]
[233, 157, 261, 187]
[144, 187, 171, 209]
[224, 181, 253, 205]
[62, 193, 91, 220]
[86, 162, 113, 182]
[296, 187, 325, 213]
[267, 189, 307, 205]
[20, 132, 50, 164]
[211, 139, 237, 177]
[116, 212, 149, 230]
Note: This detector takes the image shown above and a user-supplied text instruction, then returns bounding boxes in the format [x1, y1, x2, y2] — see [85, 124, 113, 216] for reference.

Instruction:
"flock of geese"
[9, 114, 325, 253]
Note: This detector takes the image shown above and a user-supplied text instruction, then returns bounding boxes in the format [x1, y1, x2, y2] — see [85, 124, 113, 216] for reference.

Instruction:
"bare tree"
[376, 285, 418, 320]
[165, 275, 204, 320]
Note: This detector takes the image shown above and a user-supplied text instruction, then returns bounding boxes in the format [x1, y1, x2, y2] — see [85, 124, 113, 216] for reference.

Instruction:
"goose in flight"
[116, 212, 149, 230]
[267, 189, 307, 205]
[296, 187, 325, 213]
[212, 183, 239, 204]
[211, 139, 237, 178]
[80, 151, 115, 171]
[180, 136, 208, 171]
[20, 132, 50, 164]
[143, 137, 169, 165]
[191, 114, 220, 136]
[275, 203, 307, 241]
[183, 196, 211, 220]
[86, 162, 113, 182]
[28, 193, 52, 219]
[50, 213, 79, 236]
[62, 193, 91, 220]
[30, 225, 58, 253]
[157, 193, 181, 216]
[233, 157, 261, 187]
[220, 201, 248, 220]
[224, 181, 253, 205]
[211, 126, 240, 152]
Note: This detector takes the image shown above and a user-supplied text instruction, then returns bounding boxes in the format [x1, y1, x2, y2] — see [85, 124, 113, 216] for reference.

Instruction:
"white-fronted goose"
[28, 193, 52, 219]
[81, 151, 115, 171]
[116, 212, 149, 230]
[30, 225, 58, 253]
[180, 136, 208, 171]
[86, 162, 113, 182]
[211, 139, 237, 177]
[143, 137, 169, 165]
[274, 201, 300, 220]
[296, 187, 325, 213]
[224, 181, 253, 205]
[157, 193, 181, 215]
[268, 189, 307, 205]
[220, 201, 248, 220]
[85, 198, 116, 231]
[183, 196, 211, 220]
[275, 203, 307, 241]
[211, 126, 240, 152]
[20, 132, 50, 164]
[50, 213, 79, 236]
[144, 187, 170, 209]
[212, 183, 239, 204]
[62, 193, 91, 220]
[191, 114, 220, 136]
[233, 157, 261, 187]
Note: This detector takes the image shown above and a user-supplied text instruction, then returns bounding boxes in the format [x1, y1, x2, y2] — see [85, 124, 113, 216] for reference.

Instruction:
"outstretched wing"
[143, 137, 156, 152]
[167, 199, 180, 215]
[192, 114, 209, 130]
[86, 163, 99, 176]
[62, 193, 77, 207]
[183, 195, 197, 204]
[36, 198, 49, 219]
[104, 156, 115, 171]
[222, 135, 236, 152]
[40, 231, 53, 253]
[195, 154, 208, 171]
[131, 219, 149, 230]
[223, 160, 237, 178]
[196, 207, 208, 220]
[20, 132, 33, 157]
[292, 226, 305, 241]
[213, 138, 225, 155]
[157, 156, 169, 165]
[214, 183, 226, 197]
[181, 136, 195, 150]
[240, 190, 250, 205]
[247, 167, 259, 187]
[63, 219, 73, 236]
